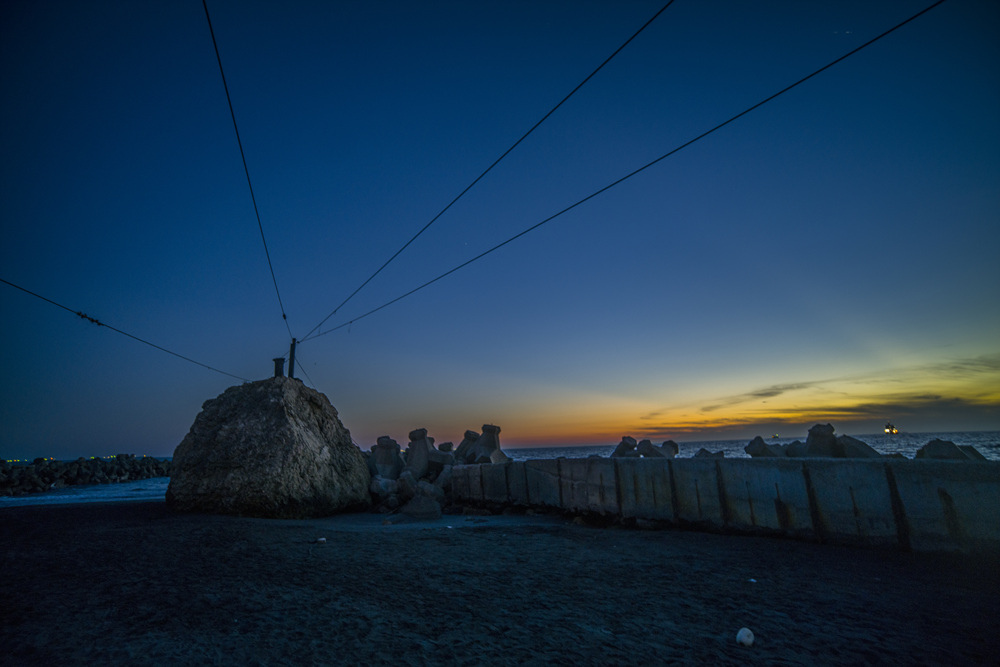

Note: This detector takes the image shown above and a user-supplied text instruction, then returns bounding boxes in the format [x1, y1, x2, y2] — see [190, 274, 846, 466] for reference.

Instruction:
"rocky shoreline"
[0, 454, 171, 497]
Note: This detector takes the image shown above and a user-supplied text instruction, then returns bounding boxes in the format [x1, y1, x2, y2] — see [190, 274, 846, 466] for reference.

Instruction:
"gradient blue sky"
[2, 0, 998, 460]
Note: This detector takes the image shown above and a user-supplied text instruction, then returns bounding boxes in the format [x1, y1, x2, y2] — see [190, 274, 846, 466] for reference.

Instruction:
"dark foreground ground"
[1, 502, 998, 666]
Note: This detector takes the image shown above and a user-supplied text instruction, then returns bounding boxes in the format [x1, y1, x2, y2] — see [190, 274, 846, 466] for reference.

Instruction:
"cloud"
[631, 393, 1000, 443]
[918, 353, 1000, 377]
[696, 353, 1000, 414]
[632, 352, 1000, 441]
[700, 382, 817, 412]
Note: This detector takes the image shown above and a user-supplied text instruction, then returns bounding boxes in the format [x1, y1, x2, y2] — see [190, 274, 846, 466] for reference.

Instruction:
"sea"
[2, 431, 997, 508]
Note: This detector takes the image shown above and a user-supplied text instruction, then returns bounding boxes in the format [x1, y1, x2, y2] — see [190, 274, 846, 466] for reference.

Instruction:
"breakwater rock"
[0, 455, 171, 497]
[611, 437, 680, 458]
[167, 376, 370, 519]
[745, 424, 987, 460]
[365, 424, 508, 518]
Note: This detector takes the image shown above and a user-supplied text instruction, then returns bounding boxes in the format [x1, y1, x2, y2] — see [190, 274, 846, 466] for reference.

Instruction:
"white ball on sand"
[736, 627, 754, 647]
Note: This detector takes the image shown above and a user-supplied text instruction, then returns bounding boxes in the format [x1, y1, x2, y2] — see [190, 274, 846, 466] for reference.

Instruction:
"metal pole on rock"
[288, 338, 297, 379]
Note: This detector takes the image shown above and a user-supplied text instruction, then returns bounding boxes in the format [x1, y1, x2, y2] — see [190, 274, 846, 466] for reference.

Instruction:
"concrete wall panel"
[481, 462, 509, 503]
[803, 460, 896, 546]
[507, 461, 529, 506]
[586, 458, 619, 514]
[451, 464, 471, 500]
[888, 460, 1000, 551]
[609, 459, 673, 520]
[468, 464, 484, 502]
[559, 458, 589, 512]
[670, 459, 723, 524]
[718, 459, 813, 536]
[525, 459, 561, 508]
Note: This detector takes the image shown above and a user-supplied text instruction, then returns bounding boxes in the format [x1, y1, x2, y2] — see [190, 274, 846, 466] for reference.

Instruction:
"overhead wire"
[300, 0, 678, 343]
[202, 0, 294, 340]
[300, 0, 947, 343]
[294, 355, 317, 388]
[1, 277, 250, 382]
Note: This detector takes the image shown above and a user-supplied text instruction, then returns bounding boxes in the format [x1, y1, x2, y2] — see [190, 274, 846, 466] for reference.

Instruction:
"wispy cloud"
[700, 382, 817, 413]
[698, 353, 1000, 414]
[633, 352, 1000, 440]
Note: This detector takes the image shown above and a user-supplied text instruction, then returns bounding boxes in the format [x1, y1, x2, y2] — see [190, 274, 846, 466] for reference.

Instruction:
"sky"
[2, 0, 998, 460]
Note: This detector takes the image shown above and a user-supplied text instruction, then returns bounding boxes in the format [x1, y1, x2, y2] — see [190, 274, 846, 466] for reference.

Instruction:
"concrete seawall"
[451, 458, 1000, 553]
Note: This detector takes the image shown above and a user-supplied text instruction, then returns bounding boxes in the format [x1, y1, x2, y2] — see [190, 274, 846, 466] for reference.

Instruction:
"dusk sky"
[2, 0, 998, 460]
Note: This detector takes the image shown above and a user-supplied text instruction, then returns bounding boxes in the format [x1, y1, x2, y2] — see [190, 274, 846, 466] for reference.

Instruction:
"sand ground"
[1, 501, 998, 666]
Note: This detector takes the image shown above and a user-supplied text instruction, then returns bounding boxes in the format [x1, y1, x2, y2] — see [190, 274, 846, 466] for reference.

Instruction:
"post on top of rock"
[166, 375, 371, 519]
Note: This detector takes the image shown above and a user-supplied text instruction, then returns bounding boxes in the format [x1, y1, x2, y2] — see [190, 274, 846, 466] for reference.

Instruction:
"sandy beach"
[2, 502, 998, 666]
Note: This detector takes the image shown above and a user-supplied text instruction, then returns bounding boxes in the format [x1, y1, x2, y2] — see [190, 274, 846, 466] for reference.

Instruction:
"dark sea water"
[0, 477, 172, 508]
[3, 431, 996, 508]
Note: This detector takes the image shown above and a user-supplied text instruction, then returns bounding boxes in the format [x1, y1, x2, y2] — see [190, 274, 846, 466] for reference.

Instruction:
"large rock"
[468, 424, 505, 464]
[745, 436, 784, 458]
[453, 430, 481, 464]
[611, 436, 639, 458]
[427, 445, 456, 478]
[837, 435, 881, 458]
[783, 440, 808, 457]
[166, 376, 370, 518]
[694, 448, 724, 458]
[660, 440, 680, 458]
[915, 439, 978, 460]
[403, 428, 432, 479]
[804, 423, 839, 457]
[371, 437, 404, 480]
[958, 445, 988, 461]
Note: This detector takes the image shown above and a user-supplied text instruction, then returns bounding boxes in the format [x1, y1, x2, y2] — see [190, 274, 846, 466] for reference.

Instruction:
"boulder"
[958, 445, 988, 461]
[745, 436, 784, 458]
[372, 437, 404, 480]
[694, 448, 724, 458]
[915, 439, 970, 460]
[636, 439, 677, 458]
[783, 440, 808, 457]
[434, 464, 453, 490]
[427, 447, 456, 477]
[490, 448, 511, 464]
[804, 423, 839, 457]
[470, 424, 504, 464]
[403, 428, 432, 479]
[837, 435, 881, 458]
[611, 436, 639, 458]
[453, 430, 481, 464]
[166, 376, 370, 518]
[396, 470, 419, 500]
[418, 480, 446, 503]
[370, 475, 398, 499]
[660, 440, 680, 458]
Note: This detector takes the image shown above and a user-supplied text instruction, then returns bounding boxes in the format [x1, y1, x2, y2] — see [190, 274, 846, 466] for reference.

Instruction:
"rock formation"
[804, 423, 838, 457]
[367, 424, 508, 516]
[836, 435, 881, 458]
[744, 436, 784, 458]
[167, 376, 370, 518]
[612, 437, 679, 458]
[694, 448, 725, 458]
[0, 455, 170, 497]
[744, 426, 985, 459]
[611, 437, 639, 458]
[915, 438, 987, 460]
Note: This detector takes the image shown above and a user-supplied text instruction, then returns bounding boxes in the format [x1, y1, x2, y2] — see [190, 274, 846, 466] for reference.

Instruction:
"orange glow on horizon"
[493, 364, 1000, 447]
